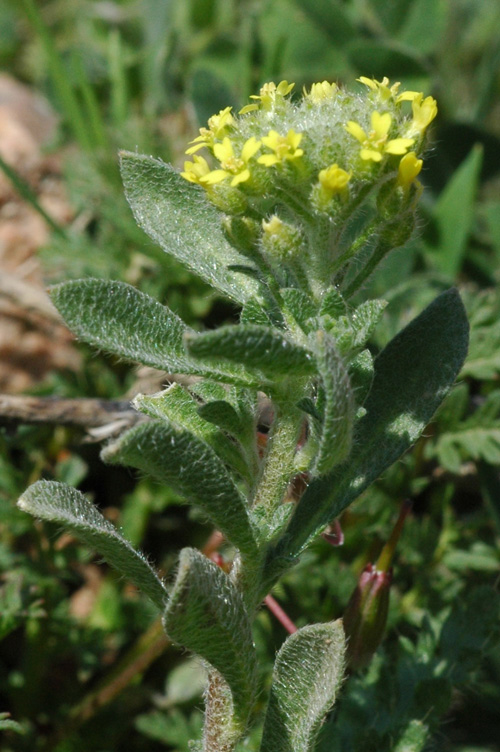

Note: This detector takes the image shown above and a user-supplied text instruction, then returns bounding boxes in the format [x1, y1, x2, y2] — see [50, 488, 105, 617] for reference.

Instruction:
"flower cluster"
[180, 76, 437, 296]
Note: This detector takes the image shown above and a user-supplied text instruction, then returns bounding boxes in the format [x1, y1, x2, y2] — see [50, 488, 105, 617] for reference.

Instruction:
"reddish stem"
[264, 594, 298, 634]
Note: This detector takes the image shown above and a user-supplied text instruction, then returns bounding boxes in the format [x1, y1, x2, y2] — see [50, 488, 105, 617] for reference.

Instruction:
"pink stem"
[264, 594, 298, 634]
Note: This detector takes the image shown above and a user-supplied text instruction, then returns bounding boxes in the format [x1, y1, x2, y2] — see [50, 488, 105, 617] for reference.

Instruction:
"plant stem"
[264, 594, 298, 634]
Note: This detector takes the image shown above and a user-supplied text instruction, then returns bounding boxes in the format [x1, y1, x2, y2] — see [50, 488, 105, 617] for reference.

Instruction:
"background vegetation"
[0, 1, 499, 750]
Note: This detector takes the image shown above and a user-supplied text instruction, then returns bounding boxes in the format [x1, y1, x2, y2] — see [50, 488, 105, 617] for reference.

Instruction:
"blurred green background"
[0, 1, 499, 751]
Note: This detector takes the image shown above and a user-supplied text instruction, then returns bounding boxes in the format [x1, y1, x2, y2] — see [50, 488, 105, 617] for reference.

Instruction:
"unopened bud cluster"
[181, 77, 437, 297]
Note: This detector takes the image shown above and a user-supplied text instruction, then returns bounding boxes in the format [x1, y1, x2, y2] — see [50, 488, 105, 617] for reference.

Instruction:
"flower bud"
[343, 562, 392, 670]
[343, 500, 411, 670]
[261, 215, 303, 260]
[222, 216, 260, 255]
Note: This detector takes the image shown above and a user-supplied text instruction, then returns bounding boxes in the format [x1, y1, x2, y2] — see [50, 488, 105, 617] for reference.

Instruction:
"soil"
[0, 73, 80, 392]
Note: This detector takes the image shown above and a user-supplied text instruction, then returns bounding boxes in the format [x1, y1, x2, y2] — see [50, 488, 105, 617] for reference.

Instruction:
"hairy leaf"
[260, 621, 345, 752]
[197, 400, 245, 438]
[349, 349, 374, 406]
[281, 288, 317, 332]
[186, 324, 316, 380]
[311, 332, 354, 475]
[351, 299, 388, 348]
[120, 152, 258, 303]
[276, 288, 469, 559]
[50, 279, 256, 385]
[164, 548, 257, 726]
[240, 297, 274, 327]
[134, 385, 250, 481]
[18, 481, 167, 610]
[102, 421, 258, 556]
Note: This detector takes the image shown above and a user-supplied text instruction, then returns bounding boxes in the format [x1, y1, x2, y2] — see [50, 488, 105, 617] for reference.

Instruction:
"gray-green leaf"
[311, 331, 354, 475]
[102, 421, 258, 556]
[18, 481, 167, 610]
[134, 385, 251, 482]
[164, 548, 257, 726]
[120, 151, 258, 304]
[50, 279, 255, 384]
[186, 324, 316, 380]
[50, 278, 193, 372]
[260, 620, 345, 752]
[276, 288, 469, 559]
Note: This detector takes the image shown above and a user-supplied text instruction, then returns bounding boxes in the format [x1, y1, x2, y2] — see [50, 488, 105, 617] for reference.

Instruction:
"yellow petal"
[286, 148, 303, 160]
[200, 169, 230, 185]
[241, 137, 261, 162]
[357, 76, 377, 90]
[239, 103, 259, 114]
[385, 138, 414, 155]
[257, 154, 281, 167]
[261, 130, 281, 150]
[396, 90, 421, 103]
[288, 130, 303, 149]
[345, 121, 366, 143]
[185, 142, 208, 155]
[360, 149, 383, 162]
[398, 152, 423, 187]
[231, 169, 251, 186]
[371, 111, 391, 139]
[277, 80, 295, 95]
[213, 137, 234, 162]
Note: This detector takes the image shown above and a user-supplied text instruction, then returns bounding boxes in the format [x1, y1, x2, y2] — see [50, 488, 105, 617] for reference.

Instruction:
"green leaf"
[351, 300, 388, 348]
[185, 324, 316, 380]
[119, 151, 258, 304]
[240, 297, 274, 327]
[349, 349, 374, 406]
[319, 287, 347, 318]
[197, 399, 245, 437]
[461, 318, 500, 380]
[18, 481, 168, 610]
[281, 288, 317, 332]
[164, 548, 257, 726]
[102, 421, 258, 556]
[429, 391, 500, 472]
[259, 620, 345, 752]
[134, 385, 251, 481]
[393, 720, 429, 752]
[50, 279, 255, 385]
[276, 288, 469, 559]
[50, 278, 191, 372]
[310, 332, 354, 475]
[424, 145, 483, 276]
[0, 712, 24, 734]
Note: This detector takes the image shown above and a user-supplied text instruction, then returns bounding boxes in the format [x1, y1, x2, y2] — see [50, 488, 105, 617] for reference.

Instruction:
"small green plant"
[18, 77, 469, 751]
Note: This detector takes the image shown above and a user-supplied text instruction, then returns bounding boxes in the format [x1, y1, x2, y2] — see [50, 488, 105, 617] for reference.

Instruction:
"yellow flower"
[318, 164, 351, 194]
[358, 76, 420, 104]
[200, 136, 261, 187]
[406, 94, 438, 137]
[257, 130, 303, 167]
[304, 80, 337, 102]
[185, 107, 235, 154]
[180, 155, 211, 184]
[239, 80, 294, 114]
[345, 111, 414, 162]
[397, 152, 423, 188]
